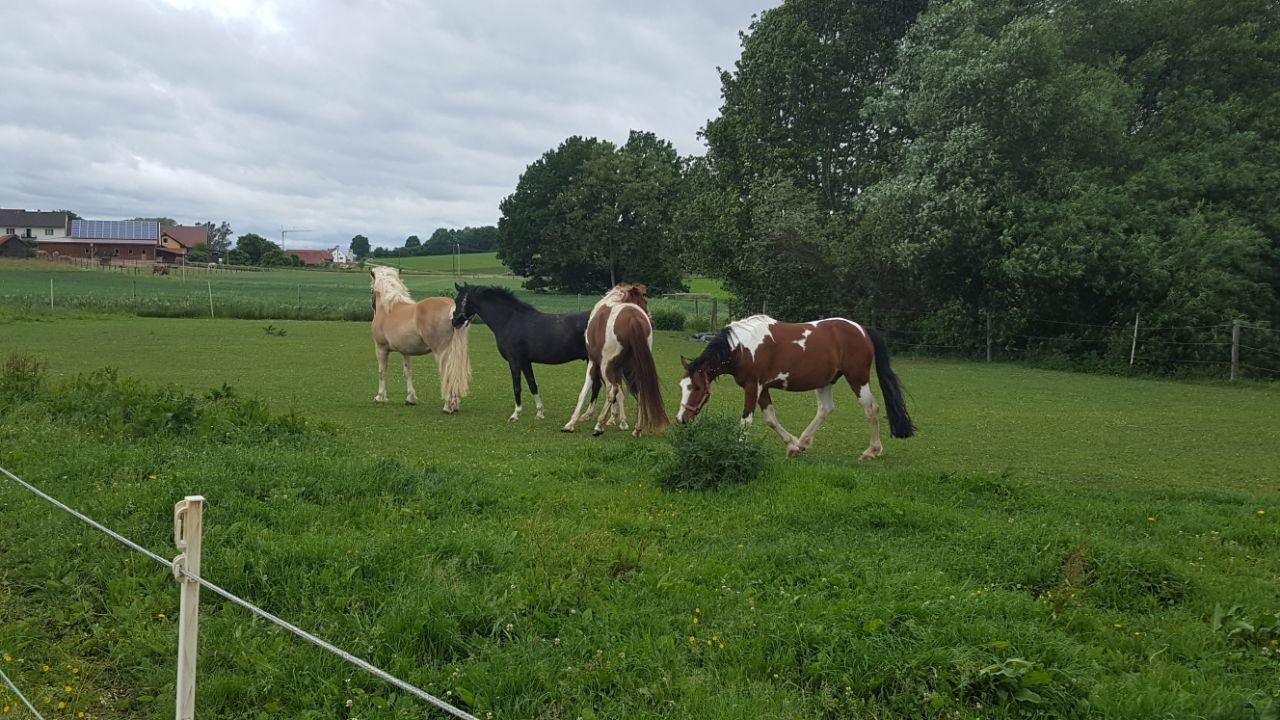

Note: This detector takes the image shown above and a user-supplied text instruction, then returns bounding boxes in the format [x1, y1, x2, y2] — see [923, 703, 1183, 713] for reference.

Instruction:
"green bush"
[0, 353, 46, 407]
[651, 309, 686, 331]
[661, 414, 766, 491]
[687, 316, 710, 333]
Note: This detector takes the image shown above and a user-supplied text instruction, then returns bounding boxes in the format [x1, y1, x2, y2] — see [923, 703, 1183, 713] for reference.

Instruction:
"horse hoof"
[785, 445, 804, 458]
[535, 412, 545, 420]
[561, 426, 575, 433]
[507, 416, 519, 423]
[374, 397, 386, 405]
[592, 428, 604, 437]
[405, 399, 417, 406]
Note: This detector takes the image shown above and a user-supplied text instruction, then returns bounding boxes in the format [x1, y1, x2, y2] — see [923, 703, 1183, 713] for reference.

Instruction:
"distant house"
[284, 248, 334, 266]
[0, 234, 36, 258]
[159, 225, 209, 262]
[0, 209, 69, 240]
[39, 219, 161, 261]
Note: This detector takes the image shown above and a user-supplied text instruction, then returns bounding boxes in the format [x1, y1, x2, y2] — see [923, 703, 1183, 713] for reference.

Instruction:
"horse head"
[451, 283, 472, 328]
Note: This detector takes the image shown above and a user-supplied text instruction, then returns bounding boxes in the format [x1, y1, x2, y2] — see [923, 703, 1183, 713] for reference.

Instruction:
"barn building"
[39, 220, 161, 261]
[0, 234, 37, 258]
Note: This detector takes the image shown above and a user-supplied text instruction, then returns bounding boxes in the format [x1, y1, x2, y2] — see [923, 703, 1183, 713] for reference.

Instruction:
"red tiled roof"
[285, 249, 333, 265]
[161, 225, 209, 249]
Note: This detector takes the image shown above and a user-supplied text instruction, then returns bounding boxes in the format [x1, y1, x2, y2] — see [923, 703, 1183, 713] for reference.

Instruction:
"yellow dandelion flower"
[1258, 509, 1266, 516]
[706, 639, 712, 646]
[695, 608, 701, 614]
[1147, 517, 1156, 523]
[718, 643, 725, 649]
[711, 635, 718, 641]
[148, 475, 157, 480]
[737, 544, 744, 550]
[58, 702, 66, 710]
[79, 713, 86, 718]
[42, 665, 50, 672]
[1133, 631, 1142, 636]
[692, 617, 699, 624]
[70, 668, 78, 674]
[3, 706, 10, 714]
[1114, 623, 1124, 629]
[688, 636, 696, 643]
[1, 655, 9, 662]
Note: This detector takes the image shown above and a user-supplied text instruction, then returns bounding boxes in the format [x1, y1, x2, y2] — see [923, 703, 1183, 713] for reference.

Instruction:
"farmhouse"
[158, 224, 209, 262]
[285, 247, 336, 266]
[0, 234, 37, 258]
[0, 209, 69, 240]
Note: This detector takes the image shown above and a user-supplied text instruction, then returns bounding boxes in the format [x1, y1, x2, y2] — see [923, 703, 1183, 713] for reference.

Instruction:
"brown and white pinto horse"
[562, 284, 670, 436]
[677, 315, 914, 459]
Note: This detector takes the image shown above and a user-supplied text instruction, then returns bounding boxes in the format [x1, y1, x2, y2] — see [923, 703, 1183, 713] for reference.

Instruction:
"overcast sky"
[2, 0, 770, 250]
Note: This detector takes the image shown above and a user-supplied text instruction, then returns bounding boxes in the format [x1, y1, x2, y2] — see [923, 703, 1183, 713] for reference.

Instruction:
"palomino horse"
[369, 266, 471, 413]
[677, 315, 914, 458]
[451, 284, 602, 422]
[562, 284, 669, 436]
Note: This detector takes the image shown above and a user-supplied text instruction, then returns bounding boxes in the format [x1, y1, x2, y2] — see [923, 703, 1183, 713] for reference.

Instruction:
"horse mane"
[689, 328, 736, 377]
[370, 266, 413, 307]
[592, 283, 649, 313]
[465, 284, 539, 313]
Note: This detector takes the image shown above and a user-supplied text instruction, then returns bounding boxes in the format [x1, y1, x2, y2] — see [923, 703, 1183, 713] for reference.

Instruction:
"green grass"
[380, 252, 511, 275]
[0, 259, 720, 323]
[1, 313, 1279, 719]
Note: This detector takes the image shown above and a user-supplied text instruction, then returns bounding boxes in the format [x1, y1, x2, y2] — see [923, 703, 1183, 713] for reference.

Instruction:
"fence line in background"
[0, 465, 481, 720]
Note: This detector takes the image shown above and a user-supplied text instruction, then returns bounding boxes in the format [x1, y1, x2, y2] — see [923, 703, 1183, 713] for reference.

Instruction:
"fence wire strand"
[0, 465, 480, 720]
[0, 665, 46, 720]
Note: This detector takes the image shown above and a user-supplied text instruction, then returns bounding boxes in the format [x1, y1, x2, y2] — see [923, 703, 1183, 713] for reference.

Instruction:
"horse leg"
[593, 379, 620, 436]
[521, 362, 544, 420]
[853, 380, 883, 460]
[741, 382, 759, 427]
[758, 389, 802, 457]
[401, 355, 418, 405]
[562, 361, 596, 432]
[796, 385, 835, 451]
[584, 374, 601, 417]
[507, 360, 523, 422]
[614, 381, 629, 431]
[373, 344, 389, 404]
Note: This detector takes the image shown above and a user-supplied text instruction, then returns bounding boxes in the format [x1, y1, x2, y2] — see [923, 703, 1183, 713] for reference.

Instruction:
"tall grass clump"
[660, 414, 766, 490]
[0, 353, 46, 406]
[650, 308, 687, 331]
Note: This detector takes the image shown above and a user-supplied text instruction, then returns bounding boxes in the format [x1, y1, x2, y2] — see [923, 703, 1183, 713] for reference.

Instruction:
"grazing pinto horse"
[369, 266, 471, 412]
[677, 315, 914, 459]
[563, 284, 669, 436]
[451, 284, 603, 422]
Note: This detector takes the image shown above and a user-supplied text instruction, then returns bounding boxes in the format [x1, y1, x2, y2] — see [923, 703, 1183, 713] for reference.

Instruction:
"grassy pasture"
[1, 313, 1278, 719]
[381, 252, 512, 276]
[0, 259, 719, 321]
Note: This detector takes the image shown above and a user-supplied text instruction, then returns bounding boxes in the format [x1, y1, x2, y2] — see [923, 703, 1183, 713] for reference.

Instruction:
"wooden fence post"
[1230, 319, 1240, 381]
[173, 495, 205, 720]
[49, 278, 54, 310]
[986, 311, 993, 362]
[710, 298, 719, 329]
[207, 281, 214, 319]
[1130, 313, 1140, 366]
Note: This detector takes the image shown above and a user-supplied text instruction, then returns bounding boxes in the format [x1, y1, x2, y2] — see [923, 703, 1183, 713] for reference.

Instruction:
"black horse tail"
[869, 328, 915, 439]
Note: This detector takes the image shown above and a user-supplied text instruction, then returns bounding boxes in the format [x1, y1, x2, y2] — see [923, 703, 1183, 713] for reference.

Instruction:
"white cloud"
[2, 0, 770, 249]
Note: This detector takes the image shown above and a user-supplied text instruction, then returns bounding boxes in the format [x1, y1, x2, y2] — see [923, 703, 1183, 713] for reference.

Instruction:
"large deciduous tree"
[498, 132, 686, 293]
[349, 235, 371, 259]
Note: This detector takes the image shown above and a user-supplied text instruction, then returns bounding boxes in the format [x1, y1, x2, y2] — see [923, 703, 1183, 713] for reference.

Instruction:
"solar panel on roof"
[71, 219, 159, 241]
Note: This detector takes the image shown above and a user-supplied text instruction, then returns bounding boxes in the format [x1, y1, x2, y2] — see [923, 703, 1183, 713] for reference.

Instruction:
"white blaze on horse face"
[728, 315, 775, 360]
[677, 377, 692, 422]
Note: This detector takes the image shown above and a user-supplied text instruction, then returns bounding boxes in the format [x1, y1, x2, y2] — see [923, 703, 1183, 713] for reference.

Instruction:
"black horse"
[451, 284, 601, 422]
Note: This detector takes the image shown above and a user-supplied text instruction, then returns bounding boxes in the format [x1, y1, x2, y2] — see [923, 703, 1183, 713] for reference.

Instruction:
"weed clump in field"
[0, 353, 46, 406]
[650, 309, 687, 331]
[661, 414, 765, 491]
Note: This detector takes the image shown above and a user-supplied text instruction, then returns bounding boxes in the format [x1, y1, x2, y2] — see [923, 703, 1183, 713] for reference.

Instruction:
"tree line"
[497, 0, 1278, 363]
[362, 226, 498, 259]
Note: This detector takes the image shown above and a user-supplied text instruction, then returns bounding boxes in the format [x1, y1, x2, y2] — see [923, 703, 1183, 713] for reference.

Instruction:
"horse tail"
[868, 328, 915, 439]
[628, 319, 670, 434]
[438, 319, 472, 403]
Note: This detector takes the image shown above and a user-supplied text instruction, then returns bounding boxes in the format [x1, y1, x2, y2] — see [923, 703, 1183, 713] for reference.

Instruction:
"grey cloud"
[2, 0, 770, 249]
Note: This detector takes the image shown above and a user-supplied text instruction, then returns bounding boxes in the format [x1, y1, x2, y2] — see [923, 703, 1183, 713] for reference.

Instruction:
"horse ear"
[455, 283, 462, 292]
[680, 355, 691, 370]
[634, 283, 647, 295]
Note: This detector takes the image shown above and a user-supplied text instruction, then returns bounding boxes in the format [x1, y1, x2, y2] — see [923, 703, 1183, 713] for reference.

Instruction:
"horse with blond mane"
[562, 283, 669, 436]
[369, 266, 471, 412]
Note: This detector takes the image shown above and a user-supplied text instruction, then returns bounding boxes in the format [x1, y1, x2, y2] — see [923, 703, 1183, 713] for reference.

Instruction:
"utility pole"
[280, 227, 312, 253]
[454, 242, 460, 277]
